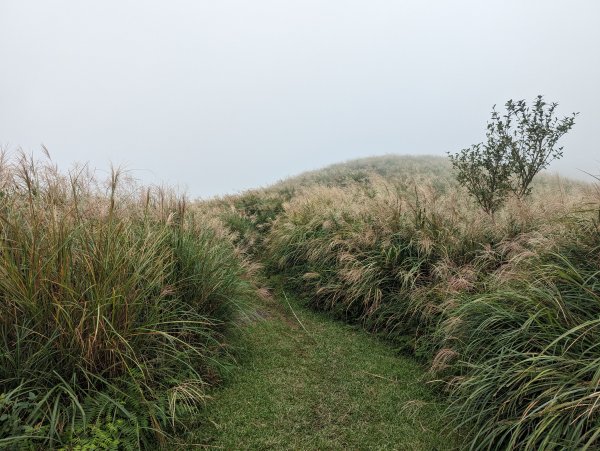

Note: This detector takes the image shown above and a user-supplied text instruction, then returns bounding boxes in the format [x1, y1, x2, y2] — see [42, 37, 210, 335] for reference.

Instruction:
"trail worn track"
[192, 293, 454, 450]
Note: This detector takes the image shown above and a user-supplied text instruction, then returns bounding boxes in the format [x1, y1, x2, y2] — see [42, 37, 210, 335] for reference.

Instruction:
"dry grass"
[0, 151, 257, 449]
[258, 156, 599, 450]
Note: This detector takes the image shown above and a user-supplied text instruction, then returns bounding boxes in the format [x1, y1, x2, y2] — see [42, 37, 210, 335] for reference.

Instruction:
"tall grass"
[0, 152, 256, 448]
[445, 249, 600, 450]
[260, 161, 599, 449]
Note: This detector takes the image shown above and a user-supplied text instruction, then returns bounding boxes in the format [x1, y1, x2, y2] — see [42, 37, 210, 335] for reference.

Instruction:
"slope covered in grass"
[271, 155, 455, 190]
[4, 151, 596, 449]
[212, 154, 600, 450]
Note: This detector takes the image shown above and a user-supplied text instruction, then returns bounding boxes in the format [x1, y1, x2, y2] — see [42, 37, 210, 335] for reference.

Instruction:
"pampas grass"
[0, 151, 256, 448]
[259, 156, 598, 450]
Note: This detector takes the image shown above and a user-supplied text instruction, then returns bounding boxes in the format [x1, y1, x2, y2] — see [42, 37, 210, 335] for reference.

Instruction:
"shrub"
[449, 96, 577, 213]
[448, 141, 513, 215]
[505, 96, 577, 198]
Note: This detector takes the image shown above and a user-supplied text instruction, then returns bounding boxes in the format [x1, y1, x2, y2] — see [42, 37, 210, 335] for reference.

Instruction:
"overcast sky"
[1, 1, 598, 197]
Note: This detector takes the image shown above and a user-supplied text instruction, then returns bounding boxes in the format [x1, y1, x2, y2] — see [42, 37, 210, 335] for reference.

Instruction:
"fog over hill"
[1, 1, 599, 197]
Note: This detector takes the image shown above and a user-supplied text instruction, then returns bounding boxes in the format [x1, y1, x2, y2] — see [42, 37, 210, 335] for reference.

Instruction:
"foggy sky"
[1, 1, 599, 197]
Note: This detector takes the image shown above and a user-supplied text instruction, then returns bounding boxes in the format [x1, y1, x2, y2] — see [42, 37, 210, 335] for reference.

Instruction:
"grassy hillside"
[271, 155, 455, 190]
[2, 152, 598, 449]
[214, 154, 600, 450]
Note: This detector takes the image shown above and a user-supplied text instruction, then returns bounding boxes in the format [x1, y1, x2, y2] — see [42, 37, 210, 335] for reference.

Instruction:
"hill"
[270, 154, 454, 190]
[206, 153, 600, 450]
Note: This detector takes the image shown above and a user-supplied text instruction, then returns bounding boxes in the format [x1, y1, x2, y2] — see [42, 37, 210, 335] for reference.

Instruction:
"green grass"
[190, 290, 454, 450]
[0, 154, 257, 449]
[212, 154, 600, 449]
[4, 153, 595, 449]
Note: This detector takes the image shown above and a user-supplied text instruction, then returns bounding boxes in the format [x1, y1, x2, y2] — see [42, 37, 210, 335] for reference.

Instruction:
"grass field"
[1, 153, 599, 449]
[216, 155, 600, 450]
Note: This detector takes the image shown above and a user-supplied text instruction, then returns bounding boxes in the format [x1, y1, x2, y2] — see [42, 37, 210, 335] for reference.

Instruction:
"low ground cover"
[190, 289, 453, 450]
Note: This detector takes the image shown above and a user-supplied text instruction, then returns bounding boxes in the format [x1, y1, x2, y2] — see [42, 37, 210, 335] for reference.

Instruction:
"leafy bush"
[448, 141, 512, 215]
[449, 96, 577, 214]
[505, 96, 578, 197]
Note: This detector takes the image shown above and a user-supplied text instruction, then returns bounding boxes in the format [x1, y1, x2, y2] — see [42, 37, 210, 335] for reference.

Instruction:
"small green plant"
[0, 389, 49, 449]
[60, 417, 131, 451]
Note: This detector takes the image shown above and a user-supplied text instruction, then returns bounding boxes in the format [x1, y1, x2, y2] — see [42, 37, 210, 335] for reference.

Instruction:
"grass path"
[191, 291, 455, 450]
